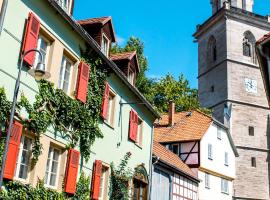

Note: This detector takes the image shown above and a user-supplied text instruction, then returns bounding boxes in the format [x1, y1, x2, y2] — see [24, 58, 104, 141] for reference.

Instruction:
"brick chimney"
[168, 101, 175, 126]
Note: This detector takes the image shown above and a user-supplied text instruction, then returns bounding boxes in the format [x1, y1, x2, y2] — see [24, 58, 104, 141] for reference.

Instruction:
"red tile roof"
[77, 16, 116, 42]
[154, 110, 212, 143]
[153, 141, 197, 179]
[78, 16, 112, 26]
[110, 51, 140, 72]
[256, 32, 270, 45]
[110, 51, 136, 61]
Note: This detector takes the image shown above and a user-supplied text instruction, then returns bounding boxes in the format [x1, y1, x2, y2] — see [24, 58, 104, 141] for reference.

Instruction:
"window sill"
[103, 120, 115, 130]
[221, 191, 229, 195]
[135, 143, 142, 149]
[14, 177, 30, 184]
[44, 184, 58, 190]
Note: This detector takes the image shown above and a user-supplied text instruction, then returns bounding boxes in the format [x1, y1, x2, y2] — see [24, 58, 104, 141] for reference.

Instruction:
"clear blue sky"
[74, 0, 270, 88]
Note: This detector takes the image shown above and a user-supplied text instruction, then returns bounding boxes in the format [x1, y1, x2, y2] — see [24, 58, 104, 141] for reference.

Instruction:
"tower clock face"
[245, 78, 257, 93]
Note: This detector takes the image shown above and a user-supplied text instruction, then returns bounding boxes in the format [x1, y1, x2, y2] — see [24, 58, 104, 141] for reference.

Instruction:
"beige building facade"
[194, 1, 270, 199]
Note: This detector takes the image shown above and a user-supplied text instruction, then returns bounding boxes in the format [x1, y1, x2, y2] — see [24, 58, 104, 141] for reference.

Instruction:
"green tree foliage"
[111, 37, 209, 114]
[150, 74, 209, 113]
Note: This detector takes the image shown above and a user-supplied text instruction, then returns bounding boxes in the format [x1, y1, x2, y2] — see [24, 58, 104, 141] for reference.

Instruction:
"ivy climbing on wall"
[109, 152, 133, 200]
[0, 50, 108, 163]
[0, 172, 91, 200]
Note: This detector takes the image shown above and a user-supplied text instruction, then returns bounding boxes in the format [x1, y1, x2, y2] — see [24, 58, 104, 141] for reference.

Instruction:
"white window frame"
[217, 127, 222, 140]
[58, 55, 73, 94]
[101, 33, 110, 57]
[128, 67, 135, 85]
[221, 178, 229, 194]
[225, 152, 229, 166]
[98, 165, 109, 200]
[44, 146, 61, 189]
[34, 35, 50, 68]
[15, 135, 32, 183]
[136, 118, 144, 148]
[205, 173, 210, 189]
[208, 144, 213, 160]
[105, 90, 116, 127]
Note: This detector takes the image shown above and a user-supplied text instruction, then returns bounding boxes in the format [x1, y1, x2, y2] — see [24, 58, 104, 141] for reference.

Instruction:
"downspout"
[148, 125, 155, 200]
[0, 0, 8, 36]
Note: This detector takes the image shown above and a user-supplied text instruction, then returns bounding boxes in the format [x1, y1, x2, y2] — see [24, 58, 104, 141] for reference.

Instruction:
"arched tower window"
[243, 31, 256, 63]
[207, 36, 217, 66]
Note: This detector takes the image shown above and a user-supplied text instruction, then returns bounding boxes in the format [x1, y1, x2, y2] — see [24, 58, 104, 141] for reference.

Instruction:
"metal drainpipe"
[0, 0, 8, 36]
[147, 126, 155, 200]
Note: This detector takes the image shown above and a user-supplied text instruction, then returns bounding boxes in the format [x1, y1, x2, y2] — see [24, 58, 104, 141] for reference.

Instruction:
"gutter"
[46, 0, 160, 119]
[0, 0, 8, 36]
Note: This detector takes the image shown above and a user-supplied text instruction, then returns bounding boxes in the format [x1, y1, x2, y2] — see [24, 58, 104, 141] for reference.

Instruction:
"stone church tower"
[194, 0, 270, 199]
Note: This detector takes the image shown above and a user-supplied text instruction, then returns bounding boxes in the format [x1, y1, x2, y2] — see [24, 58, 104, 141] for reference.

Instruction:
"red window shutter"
[129, 109, 138, 142]
[134, 112, 139, 142]
[91, 160, 102, 200]
[22, 12, 40, 66]
[76, 62, 90, 103]
[64, 149, 80, 194]
[100, 83, 110, 119]
[4, 121, 23, 180]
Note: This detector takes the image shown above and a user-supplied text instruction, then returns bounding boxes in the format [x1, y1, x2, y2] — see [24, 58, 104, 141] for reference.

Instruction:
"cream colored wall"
[40, 25, 79, 98]
[0, 0, 3, 12]
[31, 134, 68, 191]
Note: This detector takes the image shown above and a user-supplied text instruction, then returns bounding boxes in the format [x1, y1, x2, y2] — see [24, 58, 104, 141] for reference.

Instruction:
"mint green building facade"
[0, 0, 158, 199]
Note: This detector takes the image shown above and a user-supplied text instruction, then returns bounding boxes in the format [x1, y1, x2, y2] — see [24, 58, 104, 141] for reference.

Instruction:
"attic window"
[101, 34, 110, 57]
[128, 67, 135, 85]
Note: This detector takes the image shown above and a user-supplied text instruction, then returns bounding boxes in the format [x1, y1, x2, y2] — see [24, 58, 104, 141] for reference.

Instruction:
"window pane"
[63, 60, 71, 92]
[50, 174, 56, 186]
[45, 172, 49, 184]
[45, 147, 60, 187]
[16, 136, 32, 180]
[18, 164, 28, 179]
[53, 149, 60, 160]
[51, 161, 58, 173]
[58, 58, 66, 88]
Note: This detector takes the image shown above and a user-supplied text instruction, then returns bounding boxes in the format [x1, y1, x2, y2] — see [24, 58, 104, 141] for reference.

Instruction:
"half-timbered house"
[151, 141, 199, 200]
[154, 102, 238, 200]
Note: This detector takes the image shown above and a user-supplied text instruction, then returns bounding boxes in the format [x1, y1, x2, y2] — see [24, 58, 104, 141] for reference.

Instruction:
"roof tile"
[78, 16, 111, 25]
[153, 141, 197, 179]
[110, 51, 136, 61]
[154, 110, 212, 143]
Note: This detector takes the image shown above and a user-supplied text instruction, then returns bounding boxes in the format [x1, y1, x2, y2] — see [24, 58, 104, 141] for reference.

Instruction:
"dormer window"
[101, 34, 110, 57]
[110, 51, 140, 86]
[128, 68, 135, 85]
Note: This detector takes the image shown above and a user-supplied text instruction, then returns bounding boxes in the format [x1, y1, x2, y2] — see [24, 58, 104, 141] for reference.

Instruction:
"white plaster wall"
[200, 123, 236, 179]
[199, 123, 235, 200]
[198, 171, 233, 200]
